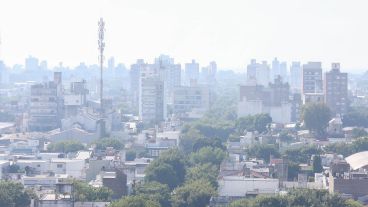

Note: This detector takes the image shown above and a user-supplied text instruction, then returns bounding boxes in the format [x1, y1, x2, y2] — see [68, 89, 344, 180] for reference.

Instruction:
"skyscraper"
[271, 58, 287, 82]
[302, 62, 323, 94]
[324, 63, 348, 115]
[246, 59, 270, 87]
[28, 72, 63, 131]
[25, 56, 39, 71]
[108, 57, 115, 71]
[185, 59, 199, 85]
[290, 61, 302, 92]
[130, 59, 146, 112]
[138, 66, 164, 123]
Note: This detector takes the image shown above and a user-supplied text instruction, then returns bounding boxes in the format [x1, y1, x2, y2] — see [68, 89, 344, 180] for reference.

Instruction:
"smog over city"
[0, 1, 368, 207]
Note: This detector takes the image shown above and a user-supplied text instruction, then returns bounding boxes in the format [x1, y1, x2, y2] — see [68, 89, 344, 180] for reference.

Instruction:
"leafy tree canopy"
[145, 149, 186, 189]
[236, 113, 272, 134]
[73, 180, 112, 202]
[171, 179, 216, 207]
[135, 181, 171, 207]
[325, 137, 368, 157]
[48, 140, 85, 153]
[342, 107, 368, 128]
[0, 181, 34, 207]
[302, 103, 331, 138]
[94, 137, 124, 150]
[186, 163, 219, 189]
[246, 144, 280, 163]
[190, 146, 226, 166]
[125, 150, 136, 161]
[110, 195, 161, 207]
[230, 189, 363, 207]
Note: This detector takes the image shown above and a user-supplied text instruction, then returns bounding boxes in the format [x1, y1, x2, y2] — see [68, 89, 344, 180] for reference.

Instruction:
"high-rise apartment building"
[324, 63, 348, 115]
[185, 59, 199, 85]
[290, 62, 302, 92]
[64, 80, 89, 117]
[28, 72, 63, 131]
[238, 77, 291, 123]
[138, 66, 165, 124]
[155, 55, 181, 95]
[271, 58, 287, 82]
[200, 61, 217, 85]
[302, 62, 323, 94]
[130, 59, 146, 113]
[170, 82, 210, 114]
[25, 56, 39, 71]
[246, 59, 270, 87]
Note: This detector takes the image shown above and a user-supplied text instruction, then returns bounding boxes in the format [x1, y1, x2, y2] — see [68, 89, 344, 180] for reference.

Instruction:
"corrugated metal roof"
[345, 151, 368, 170]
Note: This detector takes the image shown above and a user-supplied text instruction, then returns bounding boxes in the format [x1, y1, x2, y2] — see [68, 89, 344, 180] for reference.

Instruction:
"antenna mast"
[98, 18, 105, 117]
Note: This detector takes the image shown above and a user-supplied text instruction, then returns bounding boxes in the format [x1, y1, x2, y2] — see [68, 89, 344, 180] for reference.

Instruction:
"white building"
[138, 66, 165, 123]
[22, 174, 69, 188]
[50, 158, 86, 179]
[185, 59, 199, 85]
[218, 176, 279, 197]
[271, 58, 287, 82]
[170, 84, 210, 114]
[16, 159, 49, 174]
[247, 59, 270, 87]
[290, 61, 302, 92]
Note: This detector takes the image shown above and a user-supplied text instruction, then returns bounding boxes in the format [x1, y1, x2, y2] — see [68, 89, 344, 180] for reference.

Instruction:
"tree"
[136, 182, 171, 207]
[229, 189, 364, 207]
[345, 199, 365, 207]
[145, 149, 186, 189]
[302, 103, 331, 138]
[145, 162, 179, 190]
[179, 127, 204, 153]
[342, 107, 368, 127]
[125, 150, 136, 161]
[73, 180, 112, 202]
[287, 162, 300, 181]
[186, 163, 219, 189]
[312, 155, 323, 173]
[7, 164, 21, 173]
[235, 116, 255, 134]
[0, 181, 33, 207]
[351, 128, 368, 138]
[171, 179, 216, 207]
[325, 142, 355, 157]
[48, 140, 85, 153]
[325, 137, 368, 157]
[253, 113, 272, 133]
[236, 114, 272, 134]
[279, 131, 294, 143]
[284, 145, 321, 163]
[110, 195, 161, 207]
[230, 196, 288, 207]
[194, 121, 234, 141]
[192, 137, 225, 152]
[246, 144, 280, 163]
[94, 137, 124, 150]
[190, 147, 226, 166]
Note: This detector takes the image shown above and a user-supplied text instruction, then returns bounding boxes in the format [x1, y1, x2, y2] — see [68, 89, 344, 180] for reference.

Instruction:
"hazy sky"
[0, 0, 368, 72]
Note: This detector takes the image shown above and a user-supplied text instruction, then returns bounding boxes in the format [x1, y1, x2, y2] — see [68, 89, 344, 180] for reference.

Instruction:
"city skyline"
[1, 0, 368, 72]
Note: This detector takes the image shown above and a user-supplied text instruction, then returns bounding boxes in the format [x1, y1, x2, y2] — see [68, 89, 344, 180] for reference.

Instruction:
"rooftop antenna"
[98, 18, 106, 138]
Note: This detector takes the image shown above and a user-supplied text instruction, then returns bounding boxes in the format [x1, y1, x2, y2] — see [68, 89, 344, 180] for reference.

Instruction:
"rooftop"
[345, 151, 368, 170]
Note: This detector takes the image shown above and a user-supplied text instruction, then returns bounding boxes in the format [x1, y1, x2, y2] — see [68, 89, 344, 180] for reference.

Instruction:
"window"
[57, 164, 63, 168]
